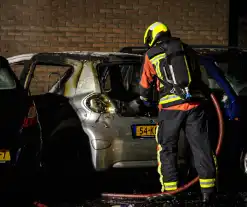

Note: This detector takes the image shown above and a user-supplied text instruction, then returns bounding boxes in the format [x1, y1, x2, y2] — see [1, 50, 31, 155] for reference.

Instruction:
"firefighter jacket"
[139, 40, 205, 108]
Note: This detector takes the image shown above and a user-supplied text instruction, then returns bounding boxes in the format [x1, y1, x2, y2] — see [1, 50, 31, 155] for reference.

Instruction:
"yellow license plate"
[0, 150, 11, 162]
[135, 125, 157, 137]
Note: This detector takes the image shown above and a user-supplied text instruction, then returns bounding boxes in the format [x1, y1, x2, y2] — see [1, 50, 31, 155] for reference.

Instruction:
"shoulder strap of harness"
[155, 38, 175, 88]
[159, 38, 185, 65]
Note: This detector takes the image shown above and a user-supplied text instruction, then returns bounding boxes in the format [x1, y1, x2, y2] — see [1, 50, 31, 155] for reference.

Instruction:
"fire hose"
[101, 93, 224, 200]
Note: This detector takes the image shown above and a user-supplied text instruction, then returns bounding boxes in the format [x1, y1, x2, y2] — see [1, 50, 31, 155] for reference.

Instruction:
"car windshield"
[0, 67, 16, 90]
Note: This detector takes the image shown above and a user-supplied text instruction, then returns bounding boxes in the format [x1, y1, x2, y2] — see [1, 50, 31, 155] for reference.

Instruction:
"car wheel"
[240, 149, 247, 175]
[40, 118, 99, 200]
[43, 118, 93, 175]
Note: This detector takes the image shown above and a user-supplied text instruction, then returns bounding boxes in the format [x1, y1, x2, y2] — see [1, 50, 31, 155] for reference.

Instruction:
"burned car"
[8, 52, 160, 174]
[6, 48, 246, 185]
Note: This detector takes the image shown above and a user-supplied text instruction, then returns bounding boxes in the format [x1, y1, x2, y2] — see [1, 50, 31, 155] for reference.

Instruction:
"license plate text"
[0, 150, 11, 162]
[136, 125, 157, 137]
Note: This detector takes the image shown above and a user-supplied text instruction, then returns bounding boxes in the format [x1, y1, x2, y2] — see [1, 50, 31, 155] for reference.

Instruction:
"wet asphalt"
[0, 165, 246, 206]
[32, 167, 247, 207]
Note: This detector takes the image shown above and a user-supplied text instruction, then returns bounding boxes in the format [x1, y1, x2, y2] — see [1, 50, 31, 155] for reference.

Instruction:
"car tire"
[40, 118, 100, 200]
[240, 149, 247, 175]
[43, 118, 93, 173]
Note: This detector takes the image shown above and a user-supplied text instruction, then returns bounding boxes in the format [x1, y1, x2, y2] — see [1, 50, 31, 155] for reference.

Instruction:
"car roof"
[7, 51, 142, 65]
[8, 46, 247, 66]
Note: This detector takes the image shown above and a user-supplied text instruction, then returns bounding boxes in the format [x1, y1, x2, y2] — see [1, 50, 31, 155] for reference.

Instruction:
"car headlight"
[85, 93, 116, 114]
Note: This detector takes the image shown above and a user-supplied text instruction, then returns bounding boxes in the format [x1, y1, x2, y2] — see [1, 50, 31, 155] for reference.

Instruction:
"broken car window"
[98, 63, 142, 102]
[29, 64, 71, 95]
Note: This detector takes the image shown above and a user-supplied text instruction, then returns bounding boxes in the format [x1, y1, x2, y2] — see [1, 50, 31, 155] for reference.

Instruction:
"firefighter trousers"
[156, 104, 216, 193]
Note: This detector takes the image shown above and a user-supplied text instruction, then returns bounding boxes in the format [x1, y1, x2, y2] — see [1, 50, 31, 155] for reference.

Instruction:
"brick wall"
[1, 0, 229, 95]
[1, 0, 229, 57]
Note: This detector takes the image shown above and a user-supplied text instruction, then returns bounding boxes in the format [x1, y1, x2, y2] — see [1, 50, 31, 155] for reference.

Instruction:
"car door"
[20, 54, 84, 137]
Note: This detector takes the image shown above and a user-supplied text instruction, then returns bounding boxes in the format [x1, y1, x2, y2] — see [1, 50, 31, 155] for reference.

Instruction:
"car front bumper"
[89, 138, 158, 171]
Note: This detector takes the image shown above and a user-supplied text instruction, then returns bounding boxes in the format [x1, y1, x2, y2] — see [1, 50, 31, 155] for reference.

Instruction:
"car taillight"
[84, 93, 116, 114]
[23, 104, 38, 128]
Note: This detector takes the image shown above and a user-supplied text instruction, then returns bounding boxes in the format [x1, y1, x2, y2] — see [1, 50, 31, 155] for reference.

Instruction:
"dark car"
[0, 56, 42, 170]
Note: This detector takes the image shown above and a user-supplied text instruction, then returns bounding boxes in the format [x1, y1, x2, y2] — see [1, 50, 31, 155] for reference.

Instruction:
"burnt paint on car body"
[8, 52, 158, 172]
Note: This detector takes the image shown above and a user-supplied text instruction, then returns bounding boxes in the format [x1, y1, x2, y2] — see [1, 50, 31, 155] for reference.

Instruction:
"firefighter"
[139, 22, 216, 203]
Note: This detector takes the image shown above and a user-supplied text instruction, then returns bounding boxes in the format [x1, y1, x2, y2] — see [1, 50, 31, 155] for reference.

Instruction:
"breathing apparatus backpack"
[156, 37, 195, 100]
